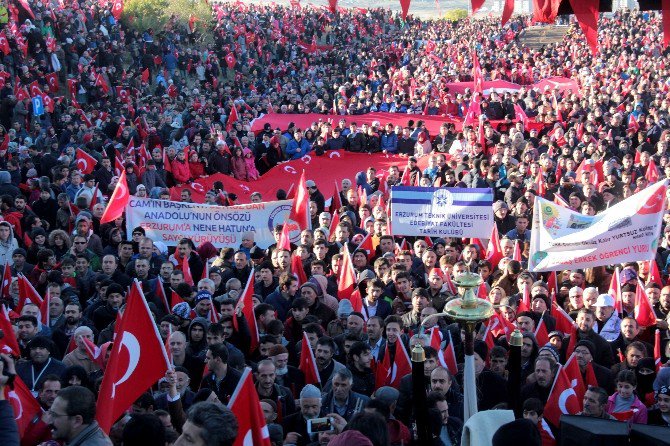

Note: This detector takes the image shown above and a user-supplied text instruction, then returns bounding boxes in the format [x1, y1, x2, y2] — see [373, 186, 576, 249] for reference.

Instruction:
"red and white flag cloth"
[96, 280, 170, 433]
[5, 376, 41, 437]
[288, 170, 311, 231]
[544, 365, 581, 427]
[76, 148, 98, 174]
[234, 272, 259, 352]
[299, 331, 321, 385]
[100, 170, 129, 224]
[229, 368, 272, 446]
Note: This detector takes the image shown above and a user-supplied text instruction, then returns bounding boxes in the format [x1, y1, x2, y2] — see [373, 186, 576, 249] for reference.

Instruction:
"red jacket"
[171, 159, 191, 184]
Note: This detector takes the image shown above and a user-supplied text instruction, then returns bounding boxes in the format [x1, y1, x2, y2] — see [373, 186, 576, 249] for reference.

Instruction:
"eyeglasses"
[74, 242, 86, 245]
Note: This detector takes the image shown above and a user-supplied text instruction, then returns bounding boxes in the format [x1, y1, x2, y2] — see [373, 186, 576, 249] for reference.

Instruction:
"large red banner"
[170, 151, 428, 203]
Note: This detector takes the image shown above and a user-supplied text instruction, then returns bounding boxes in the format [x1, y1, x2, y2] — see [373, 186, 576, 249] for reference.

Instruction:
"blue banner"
[389, 187, 494, 238]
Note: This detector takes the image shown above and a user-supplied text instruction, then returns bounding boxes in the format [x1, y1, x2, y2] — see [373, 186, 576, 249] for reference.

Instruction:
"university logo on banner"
[528, 180, 667, 272]
[389, 187, 493, 239]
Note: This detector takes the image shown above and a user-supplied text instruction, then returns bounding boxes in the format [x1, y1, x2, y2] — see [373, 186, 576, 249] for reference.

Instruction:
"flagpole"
[411, 343, 431, 444]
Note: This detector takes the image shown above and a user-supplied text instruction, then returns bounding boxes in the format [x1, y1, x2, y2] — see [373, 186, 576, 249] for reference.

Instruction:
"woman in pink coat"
[230, 147, 248, 180]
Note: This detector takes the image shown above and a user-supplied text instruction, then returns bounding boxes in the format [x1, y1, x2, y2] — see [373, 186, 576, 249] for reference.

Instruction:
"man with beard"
[521, 356, 557, 405]
[321, 368, 370, 422]
[52, 302, 96, 357]
[314, 337, 346, 393]
[573, 340, 614, 394]
[347, 341, 374, 397]
[255, 360, 297, 423]
[45, 386, 112, 445]
[282, 384, 323, 446]
[574, 308, 615, 368]
[268, 344, 305, 398]
[396, 346, 441, 423]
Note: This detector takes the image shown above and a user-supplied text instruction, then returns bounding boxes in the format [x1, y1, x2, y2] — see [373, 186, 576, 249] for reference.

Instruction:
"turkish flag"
[547, 271, 558, 298]
[76, 148, 98, 174]
[171, 290, 185, 308]
[67, 79, 78, 98]
[513, 103, 528, 127]
[228, 367, 271, 446]
[16, 274, 43, 314]
[608, 267, 622, 314]
[328, 211, 340, 238]
[45, 36, 56, 52]
[181, 255, 194, 286]
[647, 260, 663, 286]
[399, 0, 411, 19]
[226, 104, 239, 131]
[225, 52, 237, 69]
[44, 72, 59, 94]
[288, 170, 310, 231]
[646, 158, 660, 183]
[17, 0, 35, 18]
[100, 170, 130, 224]
[552, 302, 575, 336]
[116, 86, 129, 103]
[95, 74, 109, 94]
[0, 32, 10, 56]
[544, 366, 581, 427]
[111, 0, 124, 20]
[141, 68, 149, 83]
[635, 280, 657, 327]
[534, 317, 550, 346]
[0, 261, 11, 301]
[636, 180, 667, 215]
[229, 368, 272, 446]
[153, 279, 170, 313]
[431, 327, 458, 376]
[89, 183, 100, 208]
[5, 376, 41, 437]
[356, 232, 375, 262]
[276, 221, 292, 252]
[628, 113, 640, 134]
[330, 182, 342, 213]
[376, 341, 412, 388]
[82, 335, 106, 370]
[234, 273, 260, 351]
[337, 245, 357, 301]
[42, 93, 54, 113]
[516, 283, 531, 314]
[563, 353, 586, 401]
[28, 81, 42, 98]
[167, 84, 178, 98]
[290, 254, 307, 286]
[568, 0, 599, 55]
[299, 332, 321, 385]
[96, 280, 170, 433]
[485, 224, 503, 269]
[0, 305, 20, 356]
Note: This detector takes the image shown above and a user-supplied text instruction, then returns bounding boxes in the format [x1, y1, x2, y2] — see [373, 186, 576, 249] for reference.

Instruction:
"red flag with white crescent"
[229, 368, 272, 446]
[96, 280, 169, 433]
[100, 170, 129, 224]
[76, 148, 98, 174]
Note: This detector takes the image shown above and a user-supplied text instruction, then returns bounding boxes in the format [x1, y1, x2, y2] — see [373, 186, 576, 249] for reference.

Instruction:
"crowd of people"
[0, 0, 670, 445]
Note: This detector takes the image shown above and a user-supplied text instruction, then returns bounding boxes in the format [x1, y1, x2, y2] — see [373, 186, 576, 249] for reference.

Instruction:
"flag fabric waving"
[5, 376, 42, 437]
[96, 280, 170, 433]
[544, 365, 581, 427]
[235, 272, 259, 352]
[299, 331, 321, 386]
[229, 368, 272, 446]
[100, 170, 129, 224]
[288, 170, 311, 231]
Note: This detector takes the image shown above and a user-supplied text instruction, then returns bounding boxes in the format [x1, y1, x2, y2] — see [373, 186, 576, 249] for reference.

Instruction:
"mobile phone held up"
[306, 417, 335, 435]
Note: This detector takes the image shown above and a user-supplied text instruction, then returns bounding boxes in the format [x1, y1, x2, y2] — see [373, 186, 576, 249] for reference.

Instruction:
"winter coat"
[230, 156, 248, 180]
[171, 158, 191, 184]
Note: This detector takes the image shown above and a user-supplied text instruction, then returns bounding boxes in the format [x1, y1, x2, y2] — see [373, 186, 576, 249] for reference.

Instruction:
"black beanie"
[492, 419, 541, 446]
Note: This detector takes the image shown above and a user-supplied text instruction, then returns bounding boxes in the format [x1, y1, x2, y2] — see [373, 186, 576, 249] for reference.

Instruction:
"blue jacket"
[380, 132, 398, 152]
[286, 138, 311, 160]
[0, 401, 18, 446]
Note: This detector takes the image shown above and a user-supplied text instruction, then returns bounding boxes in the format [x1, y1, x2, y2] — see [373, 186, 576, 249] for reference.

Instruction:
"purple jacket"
[605, 392, 648, 425]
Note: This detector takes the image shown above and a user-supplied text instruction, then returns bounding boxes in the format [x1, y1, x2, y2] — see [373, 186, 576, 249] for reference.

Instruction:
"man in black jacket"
[306, 180, 325, 214]
[346, 123, 364, 152]
[201, 343, 242, 405]
[282, 384, 323, 446]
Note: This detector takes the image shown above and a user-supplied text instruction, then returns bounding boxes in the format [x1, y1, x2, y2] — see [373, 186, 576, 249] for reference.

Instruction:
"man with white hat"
[592, 294, 621, 342]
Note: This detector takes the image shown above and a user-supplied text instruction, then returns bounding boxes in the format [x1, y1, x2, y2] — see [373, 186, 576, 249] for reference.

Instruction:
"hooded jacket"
[0, 221, 18, 265]
[186, 317, 210, 358]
